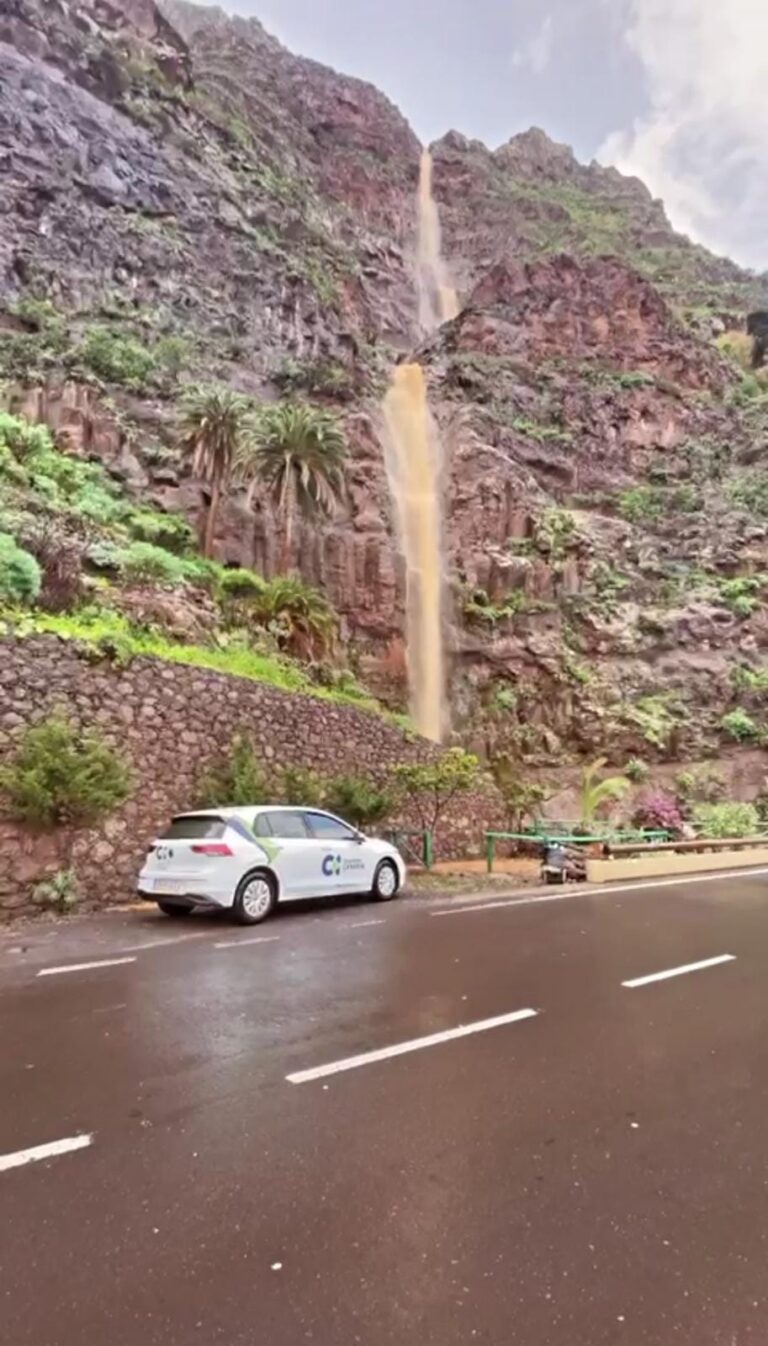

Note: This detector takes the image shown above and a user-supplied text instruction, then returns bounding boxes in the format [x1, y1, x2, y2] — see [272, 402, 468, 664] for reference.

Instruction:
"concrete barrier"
[586, 847, 768, 883]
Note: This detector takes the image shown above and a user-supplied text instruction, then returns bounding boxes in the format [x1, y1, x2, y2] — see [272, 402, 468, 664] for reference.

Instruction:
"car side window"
[253, 813, 273, 838]
[304, 812, 358, 841]
[268, 810, 311, 839]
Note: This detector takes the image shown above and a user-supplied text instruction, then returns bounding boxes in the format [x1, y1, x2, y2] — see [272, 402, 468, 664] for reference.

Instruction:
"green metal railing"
[385, 828, 434, 869]
[484, 828, 670, 874]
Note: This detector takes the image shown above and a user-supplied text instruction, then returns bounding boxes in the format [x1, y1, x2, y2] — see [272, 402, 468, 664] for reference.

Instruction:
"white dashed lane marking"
[0, 1134, 93, 1173]
[214, 936, 281, 950]
[36, 957, 137, 978]
[622, 954, 736, 989]
[287, 1008, 538, 1084]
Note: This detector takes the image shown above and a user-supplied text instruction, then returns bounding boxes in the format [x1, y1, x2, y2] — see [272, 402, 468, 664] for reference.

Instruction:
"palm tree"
[579, 757, 631, 828]
[237, 402, 346, 571]
[251, 575, 337, 661]
[179, 385, 251, 559]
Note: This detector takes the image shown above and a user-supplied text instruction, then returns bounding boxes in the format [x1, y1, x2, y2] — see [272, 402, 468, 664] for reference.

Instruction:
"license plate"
[145, 878, 184, 895]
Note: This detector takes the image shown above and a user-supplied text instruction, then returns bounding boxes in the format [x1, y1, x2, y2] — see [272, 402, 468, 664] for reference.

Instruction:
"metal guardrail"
[607, 834, 768, 858]
[484, 829, 670, 874]
[384, 829, 434, 870]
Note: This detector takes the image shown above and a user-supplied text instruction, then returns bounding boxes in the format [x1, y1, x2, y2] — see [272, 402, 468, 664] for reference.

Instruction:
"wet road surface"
[2, 870, 768, 1344]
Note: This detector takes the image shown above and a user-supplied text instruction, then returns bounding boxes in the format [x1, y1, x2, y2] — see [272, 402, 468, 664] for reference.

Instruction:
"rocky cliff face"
[2, 0, 768, 777]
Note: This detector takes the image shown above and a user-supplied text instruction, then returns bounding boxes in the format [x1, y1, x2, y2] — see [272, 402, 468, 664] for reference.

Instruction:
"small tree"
[278, 765, 327, 808]
[0, 713, 132, 832]
[197, 735, 268, 807]
[323, 774, 393, 831]
[491, 755, 550, 831]
[394, 748, 481, 837]
[579, 757, 631, 827]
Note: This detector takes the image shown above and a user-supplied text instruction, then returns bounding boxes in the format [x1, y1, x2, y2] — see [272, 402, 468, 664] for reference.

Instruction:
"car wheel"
[371, 860, 400, 902]
[233, 871, 277, 925]
[157, 900, 191, 917]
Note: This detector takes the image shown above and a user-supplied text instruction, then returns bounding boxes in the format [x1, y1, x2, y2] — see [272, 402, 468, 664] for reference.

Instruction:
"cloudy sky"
[224, 0, 767, 272]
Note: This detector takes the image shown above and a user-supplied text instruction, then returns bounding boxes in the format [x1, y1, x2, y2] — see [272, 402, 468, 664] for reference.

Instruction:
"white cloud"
[511, 15, 554, 75]
[599, 0, 768, 270]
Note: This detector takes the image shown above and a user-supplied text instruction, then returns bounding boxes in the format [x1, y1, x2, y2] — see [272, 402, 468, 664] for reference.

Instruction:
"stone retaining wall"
[0, 636, 504, 917]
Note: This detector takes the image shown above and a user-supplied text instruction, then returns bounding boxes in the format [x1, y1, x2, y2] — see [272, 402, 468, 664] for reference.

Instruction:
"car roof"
[174, 805, 333, 818]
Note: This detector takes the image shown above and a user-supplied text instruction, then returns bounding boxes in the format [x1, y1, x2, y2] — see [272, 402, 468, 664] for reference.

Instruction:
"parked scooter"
[540, 841, 587, 884]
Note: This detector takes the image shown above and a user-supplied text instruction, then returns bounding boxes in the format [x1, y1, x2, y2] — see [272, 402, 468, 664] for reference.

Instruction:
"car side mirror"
[353, 831, 366, 844]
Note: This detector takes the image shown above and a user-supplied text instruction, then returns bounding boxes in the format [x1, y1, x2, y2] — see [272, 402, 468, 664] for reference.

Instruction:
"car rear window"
[164, 815, 227, 840]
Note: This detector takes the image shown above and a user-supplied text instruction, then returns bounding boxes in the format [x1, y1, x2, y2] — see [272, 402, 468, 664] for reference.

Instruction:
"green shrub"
[0, 303, 69, 379]
[624, 758, 650, 784]
[81, 328, 156, 387]
[463, 587, 540, 624]
[0, 410, 53, 461]
[616, 370, 655, 389]
[716, 330, 754, 371]
[278, 766, 326, 808]
[155, 335, 191, 377]
[0, 533, 42, 605]
[511, 417, 571, 444]
[675, 763, 726, 804]
[117, 542, 187, 585]
[178, 556, 229, 590]
[196, 735, 268, 807]
[692, 801, 760, 838]
[33, 868, 81, 913]
[128, 510, 194, 554]
[720, 708, 758, 741]
[274, 357, 354, 400]
[727, 474, 768, 518]
[534, 507, 576, 559]
[732, 664, 768, 697]
[619, 486, 665, 523]
[718, 575, 764, 618]
[323, 775, 393, 831]
[0, 411, 129, 525]
[622, 694, 682, 749]
[0, 713, 132, 828]
[217, 568, 267, 600]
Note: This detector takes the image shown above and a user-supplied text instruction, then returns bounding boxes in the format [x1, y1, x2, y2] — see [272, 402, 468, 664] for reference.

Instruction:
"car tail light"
[191, 843, 233, 856]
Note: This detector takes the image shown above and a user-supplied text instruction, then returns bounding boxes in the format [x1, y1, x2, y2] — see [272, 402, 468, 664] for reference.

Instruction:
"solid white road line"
[37, 957, 137, 978]
[0, 1134, 93, 1173]
[214, 936, 281, 950]
[622, 954, 736, 989]
[287, 1008, 538, 1084]
[431, 867, 768, 918]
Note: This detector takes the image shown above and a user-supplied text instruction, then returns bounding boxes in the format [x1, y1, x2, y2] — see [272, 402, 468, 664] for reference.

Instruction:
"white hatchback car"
[138, 806, 406, 924]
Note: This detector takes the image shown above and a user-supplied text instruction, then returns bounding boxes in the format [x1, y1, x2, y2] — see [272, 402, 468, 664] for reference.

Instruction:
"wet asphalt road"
[2, 871, 768, 1345]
